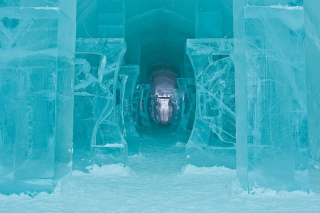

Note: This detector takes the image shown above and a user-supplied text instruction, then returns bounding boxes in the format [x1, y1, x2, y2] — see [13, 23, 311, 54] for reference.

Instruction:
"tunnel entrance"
[124, 0, 197, 132]
[126, 0, 196, 133]
[74, 0, 235, 169]
[150, 68, 177, 125]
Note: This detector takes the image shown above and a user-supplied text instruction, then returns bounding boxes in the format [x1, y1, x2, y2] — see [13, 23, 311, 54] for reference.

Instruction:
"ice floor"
[0, 128, 319, 212]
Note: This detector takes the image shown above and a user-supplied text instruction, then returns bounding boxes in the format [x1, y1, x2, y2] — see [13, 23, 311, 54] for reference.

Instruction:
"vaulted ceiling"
[76, 0, 233, 82]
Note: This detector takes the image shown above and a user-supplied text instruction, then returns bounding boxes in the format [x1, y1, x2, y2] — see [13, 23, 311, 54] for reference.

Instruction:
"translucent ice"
[0, 0, 76, 194]
[234, 0, 309, 191]
[73, 38, 127, 168]
[305, 0, 320, 193]
[186, 38, 236, 168]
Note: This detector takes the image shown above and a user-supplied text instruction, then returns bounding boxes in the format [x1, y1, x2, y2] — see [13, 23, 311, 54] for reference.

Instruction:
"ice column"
[74, 38, 127, 168]
[0, 0, 76, 194]
[118, 66, 140, 155]
[304, 0, 320, 193]
[234, 1, 309, 191]
[186, 39, 236, 168]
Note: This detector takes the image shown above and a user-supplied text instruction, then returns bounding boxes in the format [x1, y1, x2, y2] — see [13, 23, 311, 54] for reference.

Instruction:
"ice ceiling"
[77, 0, 233, 80]
[0, 0, 319, 196]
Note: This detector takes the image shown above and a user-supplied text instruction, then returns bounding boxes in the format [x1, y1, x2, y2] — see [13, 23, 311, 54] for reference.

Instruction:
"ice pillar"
[186, 39, 236, 168]
[73, 38, 127, 168]
[305, 0, 320, 193]
[234, 0, 309, 191]
[118, 66, 140, 155]
[0, 0, 76, 194]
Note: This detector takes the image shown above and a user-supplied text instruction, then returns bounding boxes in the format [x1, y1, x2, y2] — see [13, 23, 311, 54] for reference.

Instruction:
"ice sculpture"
[186, 39, 236, 168]
[0, 0, 76, 194]
[118, 66, 140, 155]
[73, 38, 127, 168]
[176, 78, 196, 143]
[234, 0, 309, 191]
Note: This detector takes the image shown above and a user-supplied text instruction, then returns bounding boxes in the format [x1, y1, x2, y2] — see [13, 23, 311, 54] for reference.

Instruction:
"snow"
[0, 129, 319, 212]
[270, 5, 303, 10]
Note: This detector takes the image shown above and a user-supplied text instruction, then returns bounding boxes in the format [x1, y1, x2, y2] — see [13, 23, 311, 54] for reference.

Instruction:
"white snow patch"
[270, 4, 303, 10]
[32, 7, 60, 11]
[72, 164, 132, 177]
[181, 164, 235, 176]
[174, 142, 185, 147]
[16, 7, 60, 11]
[128, 153, 145, 160]
[103, 143, 125, 148]
[73, 164, 132, 177]
[249, 186, 310, 197]
[312, 160, 320, 169]
[72, 170, 88, 177]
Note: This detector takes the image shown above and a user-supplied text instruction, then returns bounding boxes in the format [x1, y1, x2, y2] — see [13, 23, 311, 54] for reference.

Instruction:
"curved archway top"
[137, 27, 190, 47]
[141, 45, 185, 63]
[126, 8, 195, 39]
[125, 0, 196, 21]
[141, 43, 184, 67]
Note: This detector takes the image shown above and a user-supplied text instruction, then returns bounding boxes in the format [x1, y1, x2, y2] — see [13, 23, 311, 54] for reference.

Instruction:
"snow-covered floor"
[1, 128, 320, 212]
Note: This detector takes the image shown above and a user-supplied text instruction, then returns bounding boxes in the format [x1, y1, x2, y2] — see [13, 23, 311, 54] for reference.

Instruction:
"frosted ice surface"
[234, 0, 309, 191]
[0, 0, 76, 194]
[186, 38, 236, 168]
[305, 0, 320, 193]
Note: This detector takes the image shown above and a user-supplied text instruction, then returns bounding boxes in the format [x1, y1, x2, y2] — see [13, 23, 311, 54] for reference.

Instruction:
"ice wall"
[234, 0, 309, 191]
[0, 0, 76, 194]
